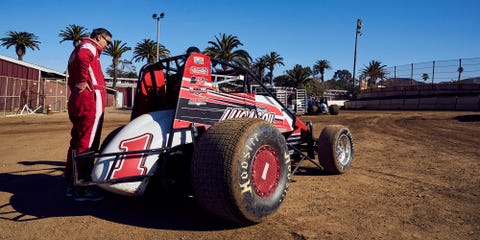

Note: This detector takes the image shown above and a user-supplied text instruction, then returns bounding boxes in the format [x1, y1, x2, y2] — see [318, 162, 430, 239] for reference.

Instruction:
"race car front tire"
[317, 125, 354, 174]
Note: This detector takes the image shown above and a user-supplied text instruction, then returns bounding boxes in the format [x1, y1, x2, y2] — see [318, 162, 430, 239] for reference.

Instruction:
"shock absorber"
[306, 121, 315, 159]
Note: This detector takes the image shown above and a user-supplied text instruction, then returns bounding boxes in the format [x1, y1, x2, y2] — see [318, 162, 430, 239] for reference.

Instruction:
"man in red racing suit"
[65, 28, 112, 201]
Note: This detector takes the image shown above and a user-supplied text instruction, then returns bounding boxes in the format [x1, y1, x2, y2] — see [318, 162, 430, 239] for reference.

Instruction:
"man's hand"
[75, 82, 92, 93]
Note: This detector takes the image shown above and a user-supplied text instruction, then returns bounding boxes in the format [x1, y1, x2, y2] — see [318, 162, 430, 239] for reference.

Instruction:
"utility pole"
[152, 12, 165, 61]
[352, 18, 362, 93]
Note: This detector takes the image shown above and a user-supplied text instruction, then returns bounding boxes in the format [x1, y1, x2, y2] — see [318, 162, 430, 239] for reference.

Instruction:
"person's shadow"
[0, 160, 237, 230]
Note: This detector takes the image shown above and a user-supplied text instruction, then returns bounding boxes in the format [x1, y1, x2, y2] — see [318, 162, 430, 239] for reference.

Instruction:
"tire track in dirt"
[0, 110, 478, 240]
[298, 110, 479, 239]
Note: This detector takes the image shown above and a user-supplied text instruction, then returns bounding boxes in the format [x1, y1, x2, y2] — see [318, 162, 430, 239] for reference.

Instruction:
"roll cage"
[131, 54, 297, 123]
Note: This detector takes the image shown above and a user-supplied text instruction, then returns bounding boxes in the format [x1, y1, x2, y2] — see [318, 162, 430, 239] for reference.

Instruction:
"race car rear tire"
[317, 125, 354, 174]
[191, 118, 291, 225]
[329, 104, 340, 115]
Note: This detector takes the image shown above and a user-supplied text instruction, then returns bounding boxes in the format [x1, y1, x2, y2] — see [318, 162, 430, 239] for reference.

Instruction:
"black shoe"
[73, 187, 104, 202]
[66, 186, 74, 198]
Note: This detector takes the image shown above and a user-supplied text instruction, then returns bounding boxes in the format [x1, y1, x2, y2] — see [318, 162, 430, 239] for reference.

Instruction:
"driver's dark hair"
[90, 28, 112, 38]
[186, 46, 200, 55]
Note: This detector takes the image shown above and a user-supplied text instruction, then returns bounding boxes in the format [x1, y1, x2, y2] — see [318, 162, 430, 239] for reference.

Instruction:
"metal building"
[0, 54, 67, 115]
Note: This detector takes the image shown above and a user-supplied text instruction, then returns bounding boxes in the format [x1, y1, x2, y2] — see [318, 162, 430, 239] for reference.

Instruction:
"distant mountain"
[381, 78, 426, 87]
[461, 77, 480, 84]
[382, 77, 480, 86]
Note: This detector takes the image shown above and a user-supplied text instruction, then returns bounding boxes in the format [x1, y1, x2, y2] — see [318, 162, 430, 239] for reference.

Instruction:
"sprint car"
[73, 50, 354, 225]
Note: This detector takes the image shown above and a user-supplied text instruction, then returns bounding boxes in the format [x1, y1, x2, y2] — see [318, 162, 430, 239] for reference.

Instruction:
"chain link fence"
[0, 76, 68, 116]
[384, 57, 480, 86]
[351, 58, 480, 110]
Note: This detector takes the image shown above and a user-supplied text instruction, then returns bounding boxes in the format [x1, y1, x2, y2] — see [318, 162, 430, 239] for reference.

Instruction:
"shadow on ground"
[454, 114, 480, 122]
[0, 160, 238, 230]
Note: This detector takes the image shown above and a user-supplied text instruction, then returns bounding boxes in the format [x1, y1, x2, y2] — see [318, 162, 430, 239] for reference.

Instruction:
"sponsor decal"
[190, 66, 208, 75]
[284, 151, 291, 182]
[187, 86, 208, 105]
[193, 56, 204, 65]
[219, 107, 276, 124]
[189, 77, 210, 85]
[188, 86, 208, 95]
[188, 97, 208, 105]
[238, 132, 259, 194]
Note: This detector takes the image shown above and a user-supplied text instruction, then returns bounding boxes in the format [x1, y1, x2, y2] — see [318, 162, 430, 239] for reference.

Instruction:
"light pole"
[152, 12, 165, 61]
[352, 18, 362, 93]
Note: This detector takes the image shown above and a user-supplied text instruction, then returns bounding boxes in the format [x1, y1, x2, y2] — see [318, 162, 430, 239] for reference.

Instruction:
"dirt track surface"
[0, 110, 479, 240]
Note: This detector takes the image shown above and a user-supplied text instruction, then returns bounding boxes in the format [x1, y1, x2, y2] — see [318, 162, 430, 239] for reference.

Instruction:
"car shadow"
[453, 114, 480, 122]
[291, 166, 326, 177]
[0, 160, 239, 230]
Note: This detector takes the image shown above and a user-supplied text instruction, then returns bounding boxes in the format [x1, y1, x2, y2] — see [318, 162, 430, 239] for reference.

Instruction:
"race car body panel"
[92, 110, 175, 196]
[173, 53, 296, 133]
[85, 52, 307, 196]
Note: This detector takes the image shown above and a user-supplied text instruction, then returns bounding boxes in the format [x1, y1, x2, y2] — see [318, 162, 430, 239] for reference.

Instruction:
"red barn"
[0, 54, 123, 116]
[0, 54, 68, 115]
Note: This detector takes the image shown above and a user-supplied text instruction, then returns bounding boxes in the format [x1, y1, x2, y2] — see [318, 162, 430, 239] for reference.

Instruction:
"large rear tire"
[191, 118, 291, 225]
[317, 125, 354, 174]
[329, 104, 340, 115]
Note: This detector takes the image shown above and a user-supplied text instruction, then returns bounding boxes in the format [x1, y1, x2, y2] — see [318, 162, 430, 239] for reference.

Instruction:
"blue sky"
[0, 0, 479, 80]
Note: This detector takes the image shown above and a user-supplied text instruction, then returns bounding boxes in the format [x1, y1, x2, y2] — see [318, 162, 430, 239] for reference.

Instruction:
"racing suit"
[65, 38, 107, 185]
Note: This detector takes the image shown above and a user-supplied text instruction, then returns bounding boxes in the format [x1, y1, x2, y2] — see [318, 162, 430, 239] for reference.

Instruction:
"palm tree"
[332, 69, 353, 90]
[132, 39, 170, 64]
[204, 33, 252, 70]
[264, 51, 284, 85]
[332, 69, 353, 82]
[0, 31, 40, 61]
[272, 75, 291, 87]
[285, 64, 312, 88]
[422, 73, 429, 82]
[253, 56, 268, 84]
[360, 60, 388, 87]
[313, 60, 332, 82]
[103, 40, 131, 89]
[457, 66, 464, 82]
[59, 24, 89, 47]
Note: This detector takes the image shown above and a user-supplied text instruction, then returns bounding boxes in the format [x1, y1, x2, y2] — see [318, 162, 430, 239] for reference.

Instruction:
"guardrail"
[346, 83, 480, 110]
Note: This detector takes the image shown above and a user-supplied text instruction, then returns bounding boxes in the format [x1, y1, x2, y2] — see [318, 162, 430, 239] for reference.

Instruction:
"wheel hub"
[251, 145, 280, 197]
[337, 134, 352, 165]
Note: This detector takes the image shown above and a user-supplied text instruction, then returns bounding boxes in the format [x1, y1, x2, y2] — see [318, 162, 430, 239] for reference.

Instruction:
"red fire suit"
[65, 38, 107, 184]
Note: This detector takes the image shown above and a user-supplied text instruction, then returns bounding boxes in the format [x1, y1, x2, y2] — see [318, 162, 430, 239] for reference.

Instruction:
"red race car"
[73, 50, 354, 225]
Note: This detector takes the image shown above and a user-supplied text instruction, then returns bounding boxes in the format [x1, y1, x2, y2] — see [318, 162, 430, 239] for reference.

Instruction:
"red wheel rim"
[251, 145, 280, 197]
